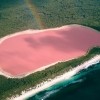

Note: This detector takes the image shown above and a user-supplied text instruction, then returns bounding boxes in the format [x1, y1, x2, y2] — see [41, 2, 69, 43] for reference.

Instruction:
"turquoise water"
[27, 63, 100, 100]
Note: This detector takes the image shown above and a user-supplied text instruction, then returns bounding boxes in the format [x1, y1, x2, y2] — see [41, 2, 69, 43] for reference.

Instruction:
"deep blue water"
[27, 63, 100, 100]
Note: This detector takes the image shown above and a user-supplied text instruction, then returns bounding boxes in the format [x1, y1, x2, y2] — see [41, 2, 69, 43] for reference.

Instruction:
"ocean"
[27, 63, 100, 100]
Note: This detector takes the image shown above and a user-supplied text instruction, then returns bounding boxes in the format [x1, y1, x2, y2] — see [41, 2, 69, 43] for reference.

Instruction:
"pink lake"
[0, 25, 100, 76]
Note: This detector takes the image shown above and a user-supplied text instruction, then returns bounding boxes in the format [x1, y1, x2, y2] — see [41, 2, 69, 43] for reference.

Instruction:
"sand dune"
[0, 24, 100, 76]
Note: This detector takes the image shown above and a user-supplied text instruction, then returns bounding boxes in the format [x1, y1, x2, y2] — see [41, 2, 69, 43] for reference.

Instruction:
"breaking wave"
[28, 62, 100, 100]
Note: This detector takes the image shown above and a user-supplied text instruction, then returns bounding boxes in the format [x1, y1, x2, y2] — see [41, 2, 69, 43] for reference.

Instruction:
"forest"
[32, 0, 100, 30]
[0, 0, 100, 37]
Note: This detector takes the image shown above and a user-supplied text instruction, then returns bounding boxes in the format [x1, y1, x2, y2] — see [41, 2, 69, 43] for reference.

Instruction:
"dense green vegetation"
[0, 0, 100, 38]
[0, 47, 100, 100]
[0, 0, 39, 37]
[32, 0, 100, 30]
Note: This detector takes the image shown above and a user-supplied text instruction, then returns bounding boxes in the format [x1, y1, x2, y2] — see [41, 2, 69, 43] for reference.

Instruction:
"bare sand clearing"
[0, 25, 100, 76]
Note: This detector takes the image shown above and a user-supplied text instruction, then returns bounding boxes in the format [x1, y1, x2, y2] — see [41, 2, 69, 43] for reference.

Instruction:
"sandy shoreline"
[9, 55, 100, 100]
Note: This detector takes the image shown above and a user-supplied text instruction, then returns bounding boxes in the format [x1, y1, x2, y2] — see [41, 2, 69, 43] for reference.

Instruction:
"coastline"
[10, 55, 100, 100]
[0, 24, 100, 99]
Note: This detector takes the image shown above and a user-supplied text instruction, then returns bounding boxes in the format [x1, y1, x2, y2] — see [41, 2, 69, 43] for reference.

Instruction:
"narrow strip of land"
[13, 55, 100, 100]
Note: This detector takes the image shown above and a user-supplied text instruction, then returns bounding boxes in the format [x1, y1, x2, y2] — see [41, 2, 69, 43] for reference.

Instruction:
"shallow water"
[27, 63, 100, 100]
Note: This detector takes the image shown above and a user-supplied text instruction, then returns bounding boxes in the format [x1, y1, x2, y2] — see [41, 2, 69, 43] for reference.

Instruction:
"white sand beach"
[10, 55, 100, 100]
